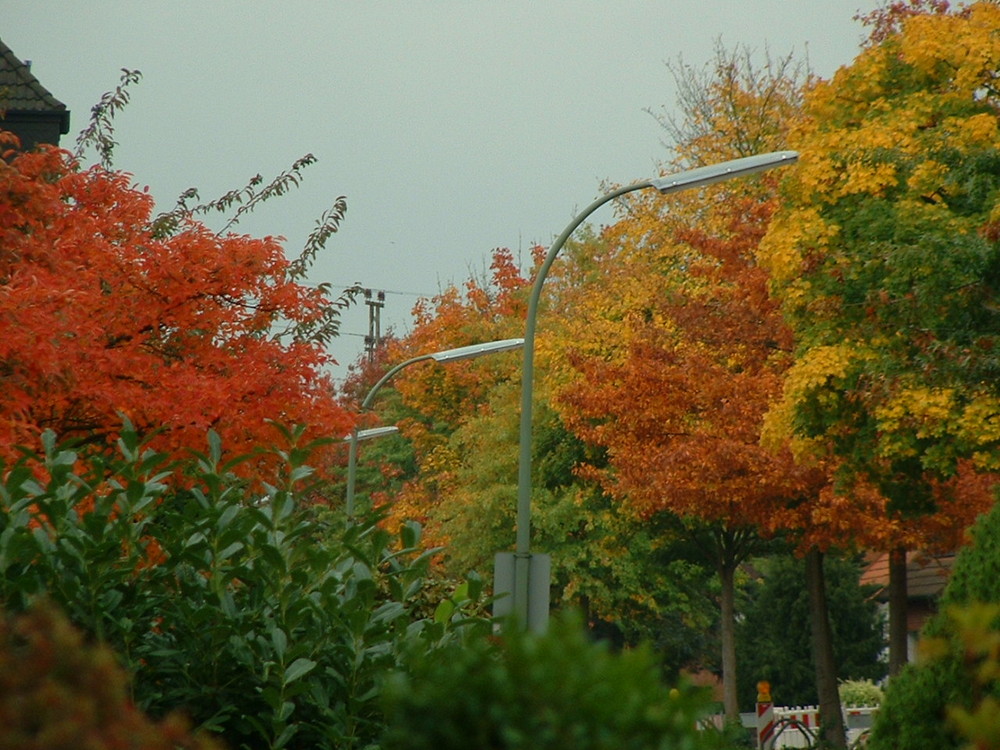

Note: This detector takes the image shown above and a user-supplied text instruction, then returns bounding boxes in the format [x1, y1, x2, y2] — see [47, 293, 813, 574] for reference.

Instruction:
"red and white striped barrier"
[756, 681, 775, 749]
[757, 701, 776, 749]
[772, 707, 819, 748]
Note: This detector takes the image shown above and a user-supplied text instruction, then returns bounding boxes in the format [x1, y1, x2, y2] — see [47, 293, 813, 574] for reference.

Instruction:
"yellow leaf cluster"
[945, 112, 1000, 148]
[767, 2, 1000, 226]
[902, 3, 1000, 93]
[540, 228, 686, 387]
[873, 386, 957, 462]
[842, 160, 899, 199]
[422, 442, 461, 477]
[958, 394, 1000, 470]
[759, 396, 825, 463]
[906, 159, 950, 195]
[806, 48, 891, 124]
[761, 343, 863, 460]
[757, 205, 838, 288]
[789, 342, 856, 389]
[875, 386, 955, 431]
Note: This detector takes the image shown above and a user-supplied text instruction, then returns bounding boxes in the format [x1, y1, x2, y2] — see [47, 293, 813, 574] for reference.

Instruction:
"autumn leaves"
[0, 146, 353, 472]
[353, 4, 1000, 727]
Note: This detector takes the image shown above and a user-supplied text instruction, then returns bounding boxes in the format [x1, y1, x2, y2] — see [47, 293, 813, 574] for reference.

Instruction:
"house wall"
[1, 111, 66, 150]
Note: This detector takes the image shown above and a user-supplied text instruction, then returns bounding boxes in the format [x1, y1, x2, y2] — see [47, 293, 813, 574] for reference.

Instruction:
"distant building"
[0, 38, 70, 150]
[860, 550, 954, 661]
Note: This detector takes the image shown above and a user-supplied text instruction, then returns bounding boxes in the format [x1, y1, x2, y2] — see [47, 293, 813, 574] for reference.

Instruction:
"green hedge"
[0, 425, 487, 750]
[381, 612, 724, 750]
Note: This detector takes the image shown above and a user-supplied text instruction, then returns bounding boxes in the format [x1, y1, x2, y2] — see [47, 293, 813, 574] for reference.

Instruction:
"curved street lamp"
[345, 337, 525, 516]
[500, 150, 799, 631]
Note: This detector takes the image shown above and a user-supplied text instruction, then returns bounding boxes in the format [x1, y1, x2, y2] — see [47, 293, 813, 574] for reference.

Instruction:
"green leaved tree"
[759, 0, 1000, 677]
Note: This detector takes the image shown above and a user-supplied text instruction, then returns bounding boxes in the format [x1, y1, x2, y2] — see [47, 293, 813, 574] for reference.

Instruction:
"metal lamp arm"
[360, 353, 434, 411]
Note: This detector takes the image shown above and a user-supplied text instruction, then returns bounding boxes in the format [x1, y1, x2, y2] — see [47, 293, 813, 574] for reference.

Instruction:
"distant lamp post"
[497, 150, 799, 632]
[345, 338, 525, 516]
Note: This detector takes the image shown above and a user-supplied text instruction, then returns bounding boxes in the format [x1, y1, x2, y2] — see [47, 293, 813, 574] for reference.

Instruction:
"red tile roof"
[860, 551, 954, 600]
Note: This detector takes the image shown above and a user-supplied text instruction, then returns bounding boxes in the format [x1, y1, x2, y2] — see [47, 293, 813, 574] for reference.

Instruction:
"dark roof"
[0, 38, 70, 133]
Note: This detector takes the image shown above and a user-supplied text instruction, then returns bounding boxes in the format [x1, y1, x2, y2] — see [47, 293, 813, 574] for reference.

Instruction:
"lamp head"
[650, 150, 798, 194]
[345, 426, 401, 442]
[429, 337, 525, 363]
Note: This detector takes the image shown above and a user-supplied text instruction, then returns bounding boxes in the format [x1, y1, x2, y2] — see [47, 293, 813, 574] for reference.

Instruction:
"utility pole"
[364, 289, 386, 362]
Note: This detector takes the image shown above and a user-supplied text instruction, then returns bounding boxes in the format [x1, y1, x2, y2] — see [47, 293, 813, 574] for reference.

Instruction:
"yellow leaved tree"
[760, 0, 1000, 676]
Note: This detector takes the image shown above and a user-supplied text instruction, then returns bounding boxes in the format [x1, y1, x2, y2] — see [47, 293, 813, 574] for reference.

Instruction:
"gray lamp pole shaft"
[345, 430, 360, 517]
[514, 181, 650, 621]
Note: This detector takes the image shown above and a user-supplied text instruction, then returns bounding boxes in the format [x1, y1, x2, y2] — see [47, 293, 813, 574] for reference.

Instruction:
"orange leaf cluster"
[0, 144, 352, 468]
[560, 194, 832, 544]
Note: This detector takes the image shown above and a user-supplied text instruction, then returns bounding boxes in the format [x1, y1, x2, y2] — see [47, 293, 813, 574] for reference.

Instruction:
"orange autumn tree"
[351, 240, 722, 671]
[0, 141, 354, 467]
[550, 47, 838, 726]
[559, 196, 889, 744]
[559, 189, 833, 723]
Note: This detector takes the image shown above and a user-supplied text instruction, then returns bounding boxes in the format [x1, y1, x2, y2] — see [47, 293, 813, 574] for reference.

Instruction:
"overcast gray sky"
[6, 2, 880, 380]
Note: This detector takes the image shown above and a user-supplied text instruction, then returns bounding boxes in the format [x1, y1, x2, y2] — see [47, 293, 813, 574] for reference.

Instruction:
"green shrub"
[0, 425, 488, 750]
[838, 679, 883, 707]
[0, 601, 222, 750]
[869, 499, 1000, 750]
[380, 612, 723, 750]
[931, 603, 1000, 750]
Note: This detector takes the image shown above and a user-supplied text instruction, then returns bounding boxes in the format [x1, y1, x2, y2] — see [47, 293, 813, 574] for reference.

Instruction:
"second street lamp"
[497, 150, 799, 632]
[345, 337, 525, 516]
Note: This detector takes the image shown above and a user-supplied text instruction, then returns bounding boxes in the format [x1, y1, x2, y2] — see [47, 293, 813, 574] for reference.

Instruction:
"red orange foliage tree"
[559, 187, 833, 723]
[551, 48, 843, 726]
[0, 141, 354, 467]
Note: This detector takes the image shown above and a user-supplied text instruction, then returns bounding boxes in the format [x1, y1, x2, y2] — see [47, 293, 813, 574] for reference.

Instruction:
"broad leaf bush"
[380, 611, 724, 750]
[0, 425, 488, 750]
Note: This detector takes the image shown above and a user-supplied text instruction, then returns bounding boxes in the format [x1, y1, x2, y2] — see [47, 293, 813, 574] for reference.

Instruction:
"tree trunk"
[719, 559, 740, 724]
[887, 546, 909, 676]
[805, 549, 847, 749]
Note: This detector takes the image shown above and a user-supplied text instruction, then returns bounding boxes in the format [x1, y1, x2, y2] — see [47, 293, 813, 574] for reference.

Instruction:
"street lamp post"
[500, 150, 799, 632]
[344, 426, 400, 517]
[345, 338, 525, 516]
